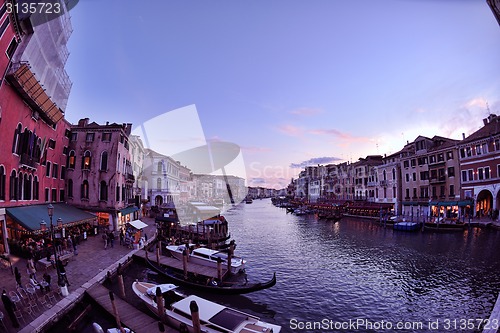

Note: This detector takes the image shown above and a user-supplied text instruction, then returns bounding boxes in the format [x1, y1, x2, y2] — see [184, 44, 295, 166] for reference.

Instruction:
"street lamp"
[48, 204, 62, 285]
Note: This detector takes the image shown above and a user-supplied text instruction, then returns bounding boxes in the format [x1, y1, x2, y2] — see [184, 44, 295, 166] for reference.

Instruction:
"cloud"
[290, 156, 342, 169]
[290, 107, 323, 116]
[241, 145, 272, 154]
[309, 128, 374, 144]
[248, 177, 289, 189]
[276, 124, 304, 137]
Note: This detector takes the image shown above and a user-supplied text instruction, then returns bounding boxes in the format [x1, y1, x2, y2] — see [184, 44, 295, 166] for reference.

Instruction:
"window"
[63, 146, 68, 155]
[462, 170, 467, 182]
[116, 184, 120, 202]
[392, 168, 396, 180]
[52, 164, 58, 178]
[64, 129, 71, 138]
[9, 170, 18, 200]
[117, 154, 121, 173]
[99, 181, 108, 201]
[82, 151, 91, 170]
[12, 124, 22, 154]
[51, 188, 57, 202]
[437, 153, 444, 162]
[447, 167, 455, 177]
[68, 150, 76, 169]
[420, 171, 429, 180]
[405, 188, 410, 199]
[440, 186, 445, 198]
[466, 147, 472, 157]
[48, 139, 56, 149]
[157, 178, 162, 190]
[411, 159, 416, 167]
[102, 133, 112, 141]
[413, 188, 417, 198]
[478, 168, 484, 180]
[6, 38, 17, 59]
[429, 155, 436, 164]
[0, 165, 5, 200]
[45, 188, 49, 202]
[59, 189, 65, 202]
[476, 144, 482, 155]
[68, 179, 73, 198]
[450, 185, 455, 197]
[71, 133, 77, 142]
[468, 169, 473, 181]
[33, 176, 39, 200]
[60, 166, 66, 179]
[446, 151, 453, 160]
[495, 139, 500, 151]
[46, 162, 51, 177]
[81, 180, 89, 199]
[412, 173, 416, 181]
[403, 161, 409, 168]
[100, 151, 108, 171]
[86, 133, 95, 142]
[460, 148, 466, 159]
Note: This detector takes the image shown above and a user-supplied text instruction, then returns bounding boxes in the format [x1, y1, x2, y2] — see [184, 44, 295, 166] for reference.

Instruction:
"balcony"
[19, 153, 39, 170]
[125, 173, 135, 182]
[429, 176, 446, 184]
[380, 180, 388, 186]
[6, 62, 64, 125]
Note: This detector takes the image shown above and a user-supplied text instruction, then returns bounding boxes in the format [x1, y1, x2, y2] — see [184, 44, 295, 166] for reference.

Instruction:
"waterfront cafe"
[429, 200, 474, 223]
[4, 203, 97, 258]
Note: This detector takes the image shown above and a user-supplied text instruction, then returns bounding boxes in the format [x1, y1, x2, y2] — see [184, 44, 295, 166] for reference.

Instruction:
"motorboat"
[131, 281, 184, 316]
[167, 294, 281, 333]
[166, 244, 246, 274]
[393, 221, 421, 231]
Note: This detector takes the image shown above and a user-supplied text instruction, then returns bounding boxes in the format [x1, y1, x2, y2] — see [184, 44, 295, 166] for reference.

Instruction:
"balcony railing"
[429, 176, 446, 184]
[19, 153, 39, 169]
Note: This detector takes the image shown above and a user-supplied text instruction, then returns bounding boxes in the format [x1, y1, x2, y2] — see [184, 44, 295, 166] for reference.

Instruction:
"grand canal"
[124, 198, 500, 333]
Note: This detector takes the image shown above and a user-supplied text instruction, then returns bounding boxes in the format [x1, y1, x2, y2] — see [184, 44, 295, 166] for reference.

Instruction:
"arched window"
[392, 168, 396, 180]
[12, 124, 22, 154]
[68, 150, 76, 169]
[383, 170, 387, 181]
[68, 179, 73, 198]
[99, 181, 108, 201]
[10, 170, 18, 200]
[100, 151, 108, 171]
[81, 180, 89, 199]
[157, 161, 162, 174]
[18, 171, 23, 200]
[24, 174, 31, 200]
[82, 151, 91, 170]
[0, 166, 5, 200]
[116, 183, 120, 201]
[157, 178, 162, 190]
[33, 176, 39, 200]
[117, 153, 121, 173]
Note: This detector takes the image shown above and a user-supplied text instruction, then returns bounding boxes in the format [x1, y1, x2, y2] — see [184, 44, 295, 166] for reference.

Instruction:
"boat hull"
[393, 222, 421, 231]
[167, 246, 245, 274]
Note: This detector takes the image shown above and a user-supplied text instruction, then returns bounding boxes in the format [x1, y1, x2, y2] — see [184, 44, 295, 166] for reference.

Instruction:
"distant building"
[66, 119, 136, 231]
[129, 135, 145, 209]
[373, 151, 403, 215]
[143, 149, 182, 207]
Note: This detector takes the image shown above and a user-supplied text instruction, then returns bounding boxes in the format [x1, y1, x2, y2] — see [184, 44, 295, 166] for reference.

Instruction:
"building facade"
[0, 1, 73, 252]
[66, 119, 135, 231]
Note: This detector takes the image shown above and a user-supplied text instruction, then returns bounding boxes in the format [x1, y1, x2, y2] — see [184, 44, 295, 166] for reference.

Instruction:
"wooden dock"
[86, 284, 177, 333]
[134, 249, 227, 279]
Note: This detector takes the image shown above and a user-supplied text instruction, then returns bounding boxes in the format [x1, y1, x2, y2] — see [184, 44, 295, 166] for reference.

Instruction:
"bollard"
[190, 300, 201, 333]
[183, 249, 188, 280]
[156, 287, 165, 322]
[158, 321, 165, 332]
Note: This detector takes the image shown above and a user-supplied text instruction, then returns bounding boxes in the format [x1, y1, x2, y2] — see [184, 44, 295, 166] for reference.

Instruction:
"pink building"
[66, 119, 137, 231]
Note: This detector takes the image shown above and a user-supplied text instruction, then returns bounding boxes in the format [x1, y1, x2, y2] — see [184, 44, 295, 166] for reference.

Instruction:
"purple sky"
[65, 0, 500, 189]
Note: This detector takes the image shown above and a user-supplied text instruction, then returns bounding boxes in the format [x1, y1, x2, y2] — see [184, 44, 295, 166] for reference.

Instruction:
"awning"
[430, 200, 473, 207]
[128, 220, 148, 230]
[119, 206, 139, 216]
[6, 203, 97, 232]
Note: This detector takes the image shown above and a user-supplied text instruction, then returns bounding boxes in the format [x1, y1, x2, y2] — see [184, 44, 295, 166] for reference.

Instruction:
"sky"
[64, 0, 500, 189]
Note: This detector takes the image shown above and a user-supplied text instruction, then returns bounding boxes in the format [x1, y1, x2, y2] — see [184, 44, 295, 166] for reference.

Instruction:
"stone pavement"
[0, 216, 157, 332]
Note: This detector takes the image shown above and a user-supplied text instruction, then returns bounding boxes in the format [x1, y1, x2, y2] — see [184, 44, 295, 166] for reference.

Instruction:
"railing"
[19, 153, 39, 169]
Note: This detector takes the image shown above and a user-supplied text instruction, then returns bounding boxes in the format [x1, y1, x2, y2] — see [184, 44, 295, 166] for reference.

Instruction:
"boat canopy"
[146, 283, 178, 296]
[128, 220, 148, 230]
[429, 200, 473, 207]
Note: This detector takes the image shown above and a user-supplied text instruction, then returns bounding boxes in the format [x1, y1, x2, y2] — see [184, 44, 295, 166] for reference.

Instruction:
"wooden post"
[158, 321, 165, 332]
[144, 246, 148, 259]
[156, 286, 165, 322]
[117, 263, 126, 298]
[183, 249, 188, 280]
[190, 300, 201, 333]
[217, 257, 222, 281]
[109, 291, 125, 333]
[156, 242, 160, 265]
[227, 242, 233, 275]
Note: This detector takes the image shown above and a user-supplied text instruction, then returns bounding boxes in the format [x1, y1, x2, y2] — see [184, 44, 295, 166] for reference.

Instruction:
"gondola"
[144, 256, 276, 295]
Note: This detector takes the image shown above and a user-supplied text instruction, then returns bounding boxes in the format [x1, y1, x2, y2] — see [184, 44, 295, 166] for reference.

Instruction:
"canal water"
[123, 198, 500, 333]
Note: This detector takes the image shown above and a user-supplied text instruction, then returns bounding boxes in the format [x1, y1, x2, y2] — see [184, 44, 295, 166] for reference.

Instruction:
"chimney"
[483, 118, 489, 126]
[78, 118, 89, 127]
[106, 121, 109, 126]
[462, 133, 465, 140]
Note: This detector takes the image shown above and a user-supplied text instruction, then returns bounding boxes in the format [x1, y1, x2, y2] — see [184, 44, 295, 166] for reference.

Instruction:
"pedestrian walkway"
[0, 216, 157, 332]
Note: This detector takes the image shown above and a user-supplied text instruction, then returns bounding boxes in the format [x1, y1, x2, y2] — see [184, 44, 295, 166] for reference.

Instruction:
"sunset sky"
[65, 0, 500, 189]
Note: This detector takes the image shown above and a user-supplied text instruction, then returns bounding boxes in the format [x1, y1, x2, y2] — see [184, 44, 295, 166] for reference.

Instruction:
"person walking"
[1, 289, 19, 328]
[109, 231, 115, 248]
[26, 256, 37, 280]
[119, 228, 124, 246]
[14, 266, 22, 288]
[56, 259, 70, 286]
[102, 232, 108, 250]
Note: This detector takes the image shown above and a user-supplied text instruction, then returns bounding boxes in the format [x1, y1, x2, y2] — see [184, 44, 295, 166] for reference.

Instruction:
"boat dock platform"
[133, 249, 228, 279]
[86, 284, 176, 333]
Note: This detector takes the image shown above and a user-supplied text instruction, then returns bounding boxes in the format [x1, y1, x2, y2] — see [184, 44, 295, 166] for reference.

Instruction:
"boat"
[167, 294, 281, 333]
[166, 244, 246, 274]
[245, 196, 253, 204]
[423, 220, 466, 231]
[144, 256, 277, 295]
[132, 281, 185, 315]
[393, 221, 421, 231]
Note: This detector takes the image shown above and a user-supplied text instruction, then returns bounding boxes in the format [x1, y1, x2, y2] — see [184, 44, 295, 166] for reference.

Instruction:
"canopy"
[128, 220, 148, 230]
[6, 203, 97, 232]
